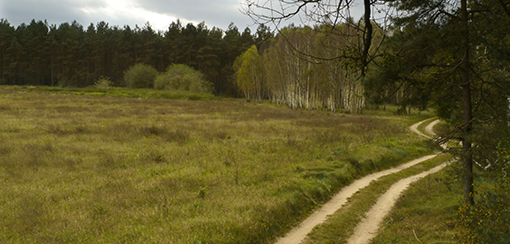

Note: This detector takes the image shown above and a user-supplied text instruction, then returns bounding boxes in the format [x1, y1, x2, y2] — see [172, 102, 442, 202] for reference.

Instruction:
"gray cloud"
[0, 0, 368, 31]
[1, 0, 106, 26]
[139, 0, 242, 20]
[130, 0, 252, 30]
[0, 0, 253, 31]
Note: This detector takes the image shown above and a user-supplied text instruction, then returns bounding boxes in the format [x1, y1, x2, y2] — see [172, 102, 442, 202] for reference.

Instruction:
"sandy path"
[346, 118, 446, 244]
[346, 162, 447, 244]
[274, 119, 439, 244]
[409, 118, 436, 139]
[424, 119, 450, 151]
[425, 119, 439, 137]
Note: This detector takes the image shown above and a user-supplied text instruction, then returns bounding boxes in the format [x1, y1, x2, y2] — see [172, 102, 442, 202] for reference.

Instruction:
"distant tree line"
[0, 18, 272, 96]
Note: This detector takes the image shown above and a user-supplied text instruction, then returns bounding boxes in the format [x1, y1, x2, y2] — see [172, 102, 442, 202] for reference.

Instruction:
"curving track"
[275, 118, 445, 244]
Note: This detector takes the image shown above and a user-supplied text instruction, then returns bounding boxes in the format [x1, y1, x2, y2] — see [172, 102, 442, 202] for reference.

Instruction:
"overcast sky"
[0, 0, 370, 32]
[0, 0, 257, 31]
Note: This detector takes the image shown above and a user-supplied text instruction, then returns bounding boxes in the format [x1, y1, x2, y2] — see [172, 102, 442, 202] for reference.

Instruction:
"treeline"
[0, 18, 272, 96]
[235, 22, 383, 113]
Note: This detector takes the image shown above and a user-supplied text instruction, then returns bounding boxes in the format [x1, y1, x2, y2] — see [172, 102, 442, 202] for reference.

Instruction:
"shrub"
[125, 63, 158, 88]
[95, 76, 112, 89]
[455, 140, 510, 244]
[154, 64, 212, 92]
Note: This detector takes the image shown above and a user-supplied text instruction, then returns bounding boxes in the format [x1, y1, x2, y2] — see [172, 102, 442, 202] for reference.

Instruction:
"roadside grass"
[433, 121, 451, 136]
[1, 87, 432, 243]
[302, 154, 454, 244]
[372, 118, 464, 244]
[416, 117, 437, 136]
[363, 107, 434, 127]
[371, 161, 461, 244]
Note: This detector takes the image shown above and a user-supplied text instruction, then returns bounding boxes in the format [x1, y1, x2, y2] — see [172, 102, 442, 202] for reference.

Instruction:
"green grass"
[0, 86, 432, 243]
[416, 117, 436, 135]
[363, 106, 434, 126]
[2, 85, 216, 101]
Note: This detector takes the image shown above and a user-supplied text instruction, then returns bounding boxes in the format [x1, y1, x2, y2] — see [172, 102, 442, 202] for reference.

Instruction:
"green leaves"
[124, 63, 158, 88]
[154, 64, 212, 93]
[234, 45, 264, 102]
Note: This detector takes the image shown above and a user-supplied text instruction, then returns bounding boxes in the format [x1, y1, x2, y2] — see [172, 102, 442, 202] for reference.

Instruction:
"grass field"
[0, 86, 433, 243]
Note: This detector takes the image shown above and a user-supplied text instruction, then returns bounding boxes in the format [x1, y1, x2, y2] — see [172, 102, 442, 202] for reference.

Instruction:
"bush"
[154, 64, 212, 93]
[125, 63, 158, 88]
[456, 176, 510, 244]
[95, 76, 112, 89]
[456, 140, 510, 244]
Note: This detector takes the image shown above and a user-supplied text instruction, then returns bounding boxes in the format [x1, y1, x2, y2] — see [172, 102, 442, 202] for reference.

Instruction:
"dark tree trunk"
[362, 0, 373, 77]
[460, 0, 474, 205]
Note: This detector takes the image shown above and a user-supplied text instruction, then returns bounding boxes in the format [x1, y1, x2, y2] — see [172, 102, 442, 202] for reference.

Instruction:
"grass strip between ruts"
[302, 153, 454, 244]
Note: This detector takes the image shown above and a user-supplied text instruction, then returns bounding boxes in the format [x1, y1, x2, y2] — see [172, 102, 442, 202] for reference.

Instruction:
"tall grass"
[0, 86, 431, 243]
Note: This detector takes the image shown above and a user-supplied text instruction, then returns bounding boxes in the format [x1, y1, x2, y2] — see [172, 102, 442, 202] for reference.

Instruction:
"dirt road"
[425, 119, 440, 136]
[346, 118, 446, 244]
[275, 118, 441, 244]
[409, 117, 437, 139]
[346, 162, 447, 244]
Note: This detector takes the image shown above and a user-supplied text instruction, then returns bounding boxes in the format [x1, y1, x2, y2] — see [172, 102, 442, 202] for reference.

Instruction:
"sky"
[0, 0, 256, 31]
[0, 0, 369, 32]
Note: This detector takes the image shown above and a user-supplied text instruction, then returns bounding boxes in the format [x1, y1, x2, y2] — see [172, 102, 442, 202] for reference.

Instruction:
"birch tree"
[243, 0, 391, 113]
[234, 45, 265, 102]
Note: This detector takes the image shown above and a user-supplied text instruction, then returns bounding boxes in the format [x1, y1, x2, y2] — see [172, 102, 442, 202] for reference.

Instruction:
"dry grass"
[0, 86, 432, 243]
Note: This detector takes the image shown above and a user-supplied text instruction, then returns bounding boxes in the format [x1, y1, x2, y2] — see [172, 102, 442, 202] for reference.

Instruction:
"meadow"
[0, 86, 432, 243]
